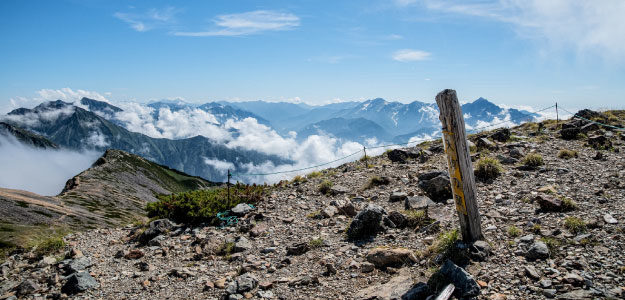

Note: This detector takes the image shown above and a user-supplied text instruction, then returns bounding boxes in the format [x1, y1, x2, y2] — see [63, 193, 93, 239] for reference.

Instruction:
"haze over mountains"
[0, 96, 538, 188]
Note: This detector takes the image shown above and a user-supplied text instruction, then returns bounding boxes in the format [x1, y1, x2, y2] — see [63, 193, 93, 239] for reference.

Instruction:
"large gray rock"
[418, 171, 452, 202]
[404, 196, 435, 210]
[560, 127, 580, 140]
[226, 274, 258, 295]
[139, 219, 174, 244]
[233, 236, 252, 253]
[389, 191, 408, 202]
[439, 260, 480, 298]
[490, 128, 510, 142]
[365, 247, 417, 268]
[15, 279, 40, 297]
[331, 199, 357, 217]
[231, 203, 254, 216]
[356, 270, 425, 300]
[526, 241, 550, 260]
[64, 256, 92, 275]
[387, 149, 419, 163]
[61, 271, 99, 295]
[346, 204, 386, 240]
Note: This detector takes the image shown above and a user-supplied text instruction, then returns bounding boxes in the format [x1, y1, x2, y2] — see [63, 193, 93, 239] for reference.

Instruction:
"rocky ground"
[1, 112, 625, 300]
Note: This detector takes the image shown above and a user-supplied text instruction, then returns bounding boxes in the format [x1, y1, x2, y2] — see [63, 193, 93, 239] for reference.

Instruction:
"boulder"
[525, 242, 549, 260]
[588, 135, 612, 150]
[387, 149, 419, 163]
[15, 279, 40, 297]
[286, 242, 310, 256]
[387, 211, 407, 229]
[331, 199, 357, 217]
[476, 137, 497, 150]
[560, 127, 580, 140]
[366, 247, 417, 268]
[64, 257, 92, 274]
[438, 260, 481, 298]
[139, 219, 174, 245]
[404, 196, 435, 210]
[346, 204, 386, 240]
[321, 206, 338, 218]
[226, 274, 258, 295]
[356, 270, 425, 300]
[231, 203, 254, 216]
[509, 147, 525, 159]
[234, 236, 253, 252]
[389, 191, 408, 202]
[490, 128, 510, 142]
[418, 171, 452, 202]
[534, 195, 563, 212]
[61, 271, 99, 295]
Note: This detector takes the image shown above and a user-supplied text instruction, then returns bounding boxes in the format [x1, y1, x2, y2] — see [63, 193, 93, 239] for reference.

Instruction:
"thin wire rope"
[559, 107, 625, 130]
[232, 104, 558, 178]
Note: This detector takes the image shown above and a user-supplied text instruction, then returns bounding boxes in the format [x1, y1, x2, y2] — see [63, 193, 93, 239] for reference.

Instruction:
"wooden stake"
[363, 146, 367, 166]
[227, 169, 231, 208]
[436, 89, 483, 242]
[435, 284, 455, 300]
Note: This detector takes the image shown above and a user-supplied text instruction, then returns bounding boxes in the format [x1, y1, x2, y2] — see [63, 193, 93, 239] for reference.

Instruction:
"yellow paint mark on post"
[442, 130, 468, 215]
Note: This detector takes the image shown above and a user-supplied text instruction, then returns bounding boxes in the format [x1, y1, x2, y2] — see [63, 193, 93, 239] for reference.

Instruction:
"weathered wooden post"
[227, 169, 231, 208]
[436, 89, 483, 242]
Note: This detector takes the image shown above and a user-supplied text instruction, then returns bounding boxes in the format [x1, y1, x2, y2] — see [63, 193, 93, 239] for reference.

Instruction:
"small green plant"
[309, 238, 324, 248]
[531, 223, 541, 234]
[474, 156, 503, 180]
[291, 175, 307, 184]
[364, 176, 390, 190]
[557, 149, 578, 159]
[33, 237, 65, 258]
[216, 241, 235, 256]
[564, 217, 587, 234]
[318, 180, 333, 195]
[507, 226, 522, 237]
[403, 210, 433, 228]
[306, 210, 322, 219]
[560, 197, 578, 211]
[521, 153, 544, 168]
[418, 229, 460, 260]
[307, 171, 322, 179]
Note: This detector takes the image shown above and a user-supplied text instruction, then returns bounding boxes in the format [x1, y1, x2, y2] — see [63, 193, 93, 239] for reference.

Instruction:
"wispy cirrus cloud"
[399, 0, 625, 62]
[174, 10, 300, 37]
[392, 49, 431, 62]
[114, 7, 180, 32]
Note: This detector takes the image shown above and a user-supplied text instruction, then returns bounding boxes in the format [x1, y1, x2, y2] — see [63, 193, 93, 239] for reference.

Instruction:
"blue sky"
[1, 0, 624, 113]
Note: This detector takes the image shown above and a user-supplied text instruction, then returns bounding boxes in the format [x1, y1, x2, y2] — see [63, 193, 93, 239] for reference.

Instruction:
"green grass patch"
[146, 183, 267, 224]
[307, 171, 322, 179]
[507, 225, 522, 237]
[474, 156, 503, 180]
[0, 223, 69, 262]
[318, 180, 333, 195]
[564, 217, 587, 234]
[521, 153, 544, 168]
[309, 238, 324, 248]
[557, 149, 578, 159]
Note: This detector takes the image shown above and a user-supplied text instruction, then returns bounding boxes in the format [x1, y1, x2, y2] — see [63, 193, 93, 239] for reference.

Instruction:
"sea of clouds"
[0, 135, 101, 196]
[0, 88, 550, 190]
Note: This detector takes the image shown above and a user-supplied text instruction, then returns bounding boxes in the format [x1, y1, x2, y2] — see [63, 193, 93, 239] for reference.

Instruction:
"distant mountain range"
[1, 96, 537, 182]
[2, 100, 288, 182]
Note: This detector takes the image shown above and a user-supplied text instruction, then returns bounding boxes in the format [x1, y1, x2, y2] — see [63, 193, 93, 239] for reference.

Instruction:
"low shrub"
[318, 180, 333, 195]
[474, 156, 503, 180]
[557, 149, 578, 159]
[146, 183, 267, 224]
[307, 171, 322, 179]
[564, 217, 586, 234]
[507, 226, 522, 237]
[521, 153, 544, 168]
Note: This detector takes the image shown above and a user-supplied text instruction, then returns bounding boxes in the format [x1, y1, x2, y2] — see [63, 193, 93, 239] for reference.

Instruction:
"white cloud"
[418, 0, 625, 62]
[114, 7, 179, 32]
[0, 135, 100, 196]
[392, 49, 431, 62]
[174, 10, 300, 37]
[37, 87, 109, 103]
[204, 158, 235, 175]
